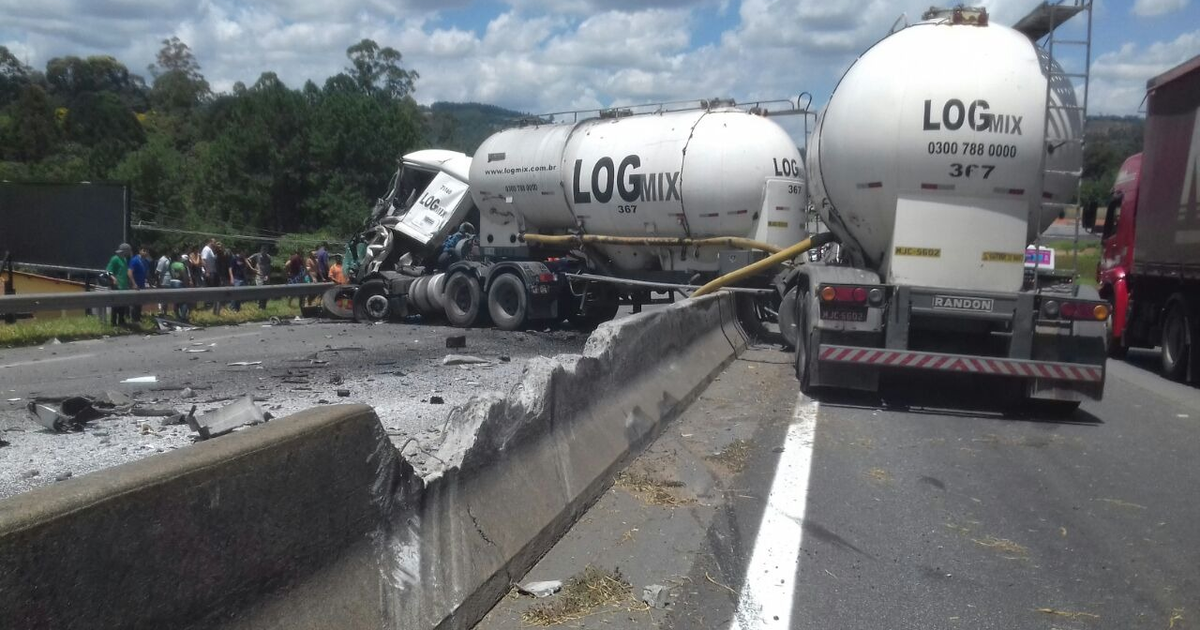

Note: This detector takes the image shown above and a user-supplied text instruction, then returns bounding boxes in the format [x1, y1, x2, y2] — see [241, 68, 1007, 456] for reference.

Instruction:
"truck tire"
[779, 287, 799, 350]
[794, 289, 816, 393]
[352, 280, 391, 322]
[487, 273, 529, 331]
[1161, 298, 1191, 381]
[321, 285, 356, 320]
[444, 272, 484, 328]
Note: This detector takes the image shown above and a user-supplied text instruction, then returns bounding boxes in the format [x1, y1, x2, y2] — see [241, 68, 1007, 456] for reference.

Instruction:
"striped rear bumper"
[818, 345, 1104, 383]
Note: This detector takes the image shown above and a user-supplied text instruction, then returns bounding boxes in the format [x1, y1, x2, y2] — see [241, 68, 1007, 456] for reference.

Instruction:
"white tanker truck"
[791, 5, 1107, 411]
[335, 100, 813, 332]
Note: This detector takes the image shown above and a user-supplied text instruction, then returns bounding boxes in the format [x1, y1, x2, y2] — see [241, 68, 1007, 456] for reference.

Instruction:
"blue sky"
[1, 0, 1197, 135]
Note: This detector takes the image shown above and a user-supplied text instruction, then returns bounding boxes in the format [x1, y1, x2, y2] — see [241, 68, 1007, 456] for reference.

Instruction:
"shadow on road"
[813, 371, 1104, 426]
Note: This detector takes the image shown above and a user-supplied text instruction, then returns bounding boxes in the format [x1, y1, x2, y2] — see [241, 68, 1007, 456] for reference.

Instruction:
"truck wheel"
[487, 273, 529, 331]
[794, 289, 816, 393]
[352, 280, 391, 322]
[321, 285, 356, 320]
[1161, 300, 1191, 381]
[779, 287, 799, 350]
[444, 272, 484, 328]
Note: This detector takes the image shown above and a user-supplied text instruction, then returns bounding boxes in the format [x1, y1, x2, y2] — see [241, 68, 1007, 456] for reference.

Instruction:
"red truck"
[1085, 55, 1200, 381]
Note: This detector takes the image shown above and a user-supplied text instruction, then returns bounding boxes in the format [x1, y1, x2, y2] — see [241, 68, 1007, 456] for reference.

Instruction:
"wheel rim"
[496, 283, 520, 317]
[365, 294, 389, 319]
[453, 283, 472, 313]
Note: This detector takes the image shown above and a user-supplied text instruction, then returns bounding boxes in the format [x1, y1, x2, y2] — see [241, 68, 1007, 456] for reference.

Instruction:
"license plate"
[932, 295, 994, 312]
[820, 306, 867, 322]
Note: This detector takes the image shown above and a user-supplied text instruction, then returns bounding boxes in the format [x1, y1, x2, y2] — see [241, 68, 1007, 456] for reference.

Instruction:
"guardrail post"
[3, 253, 14, 325]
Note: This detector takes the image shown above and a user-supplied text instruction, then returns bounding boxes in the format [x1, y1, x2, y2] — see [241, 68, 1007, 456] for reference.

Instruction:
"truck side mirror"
[1081, 201, 1098, 233]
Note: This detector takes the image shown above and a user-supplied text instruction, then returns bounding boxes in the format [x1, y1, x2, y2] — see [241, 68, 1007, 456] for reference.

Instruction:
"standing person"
[229, 249, 248, 312]
[170, 254, 191, 321]
[155, 251, 172, 315]
[285, 250, 304, 307]
[212, 242, 230, 315]
[247, 245, 273, 310]
[304, 250, 320, 306]
[201, 239, 218, 288]
[329, 254, 346, 284]
[128, 246, 149, 322]
[106, 243, 132, 326]
[316, 242, 330, 282]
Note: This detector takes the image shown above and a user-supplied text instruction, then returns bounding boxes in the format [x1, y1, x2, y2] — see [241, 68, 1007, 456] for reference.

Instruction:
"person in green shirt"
[169, 255, 191, 321]
[106, 243, 132, 326]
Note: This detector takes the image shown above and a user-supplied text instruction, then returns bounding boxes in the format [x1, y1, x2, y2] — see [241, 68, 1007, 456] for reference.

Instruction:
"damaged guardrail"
[0, 292, 748, 630]
[0, 283, 335, 315]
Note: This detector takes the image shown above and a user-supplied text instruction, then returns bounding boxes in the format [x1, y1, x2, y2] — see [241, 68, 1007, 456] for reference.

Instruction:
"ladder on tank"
[1013, 0, 1094, 290]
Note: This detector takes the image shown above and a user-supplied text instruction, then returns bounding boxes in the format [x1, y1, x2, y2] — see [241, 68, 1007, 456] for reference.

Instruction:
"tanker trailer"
[344, 101, 814, 332]
[792, 6, 1107, 412]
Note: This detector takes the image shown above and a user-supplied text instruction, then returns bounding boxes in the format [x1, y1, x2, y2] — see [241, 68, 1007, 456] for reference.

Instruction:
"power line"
[132, 223, 333, 245]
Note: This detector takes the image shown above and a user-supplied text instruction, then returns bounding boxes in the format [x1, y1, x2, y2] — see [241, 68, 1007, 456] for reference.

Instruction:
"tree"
[148, 37, 211, 112]
[0, 45, 33, 109]
[3, 84, 60, 161]
[45, 55, 148, 110]
[344, 39, 418, 100]
[63, 91, 146, 175]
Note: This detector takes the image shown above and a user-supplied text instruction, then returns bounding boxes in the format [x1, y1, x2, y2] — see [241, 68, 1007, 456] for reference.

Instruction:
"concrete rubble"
[186, 396, 269, 440]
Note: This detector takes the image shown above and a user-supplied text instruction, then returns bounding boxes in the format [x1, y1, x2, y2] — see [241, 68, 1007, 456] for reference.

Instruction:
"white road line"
[729, 393, 818, 630]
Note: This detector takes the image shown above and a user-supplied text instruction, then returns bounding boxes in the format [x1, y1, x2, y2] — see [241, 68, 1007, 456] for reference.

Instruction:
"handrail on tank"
[512, 94, 816, 126]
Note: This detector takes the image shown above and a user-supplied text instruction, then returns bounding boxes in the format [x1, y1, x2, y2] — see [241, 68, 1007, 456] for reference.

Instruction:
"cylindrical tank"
[807, 9, 1083, 274]
[470, 108, 807, 272]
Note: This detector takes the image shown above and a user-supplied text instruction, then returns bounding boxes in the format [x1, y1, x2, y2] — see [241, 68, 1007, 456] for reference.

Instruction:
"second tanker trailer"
[338, 100, 814, 332]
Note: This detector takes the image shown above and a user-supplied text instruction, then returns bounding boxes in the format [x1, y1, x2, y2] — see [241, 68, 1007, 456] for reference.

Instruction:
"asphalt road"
[479, 347, 1200, 629]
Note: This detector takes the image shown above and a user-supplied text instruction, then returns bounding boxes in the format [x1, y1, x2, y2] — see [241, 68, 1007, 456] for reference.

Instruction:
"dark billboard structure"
[0, 182, 130, 271]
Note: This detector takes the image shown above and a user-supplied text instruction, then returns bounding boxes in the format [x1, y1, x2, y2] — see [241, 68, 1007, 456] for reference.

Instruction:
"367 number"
[948, 163, 995, 179]
[617, 204, 637, 214]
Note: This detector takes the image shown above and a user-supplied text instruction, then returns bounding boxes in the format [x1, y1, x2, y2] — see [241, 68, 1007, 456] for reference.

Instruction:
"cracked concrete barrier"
[0, 292, 748, 629]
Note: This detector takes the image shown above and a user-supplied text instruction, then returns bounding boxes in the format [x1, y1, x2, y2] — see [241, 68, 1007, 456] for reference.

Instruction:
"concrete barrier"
[0, 292, 749, 629]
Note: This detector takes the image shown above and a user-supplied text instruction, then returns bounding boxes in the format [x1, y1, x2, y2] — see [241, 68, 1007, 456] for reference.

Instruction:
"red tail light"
[538, 272, 556, 283]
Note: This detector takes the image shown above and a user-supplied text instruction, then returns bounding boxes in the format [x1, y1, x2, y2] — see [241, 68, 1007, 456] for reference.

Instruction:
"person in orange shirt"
[328, 254, 347, 284]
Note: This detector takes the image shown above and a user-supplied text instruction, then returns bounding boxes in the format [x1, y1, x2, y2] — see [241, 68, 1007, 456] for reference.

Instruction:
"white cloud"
[1090, 29, 1200, 113]
[1131, 0, 1189, 17]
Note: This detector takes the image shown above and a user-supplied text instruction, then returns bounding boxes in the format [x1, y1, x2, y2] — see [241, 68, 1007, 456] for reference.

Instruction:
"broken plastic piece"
[642, 584, 669, 609]
[120, 376, 158, 384]
[187, 396, 266, 440]
[226, 361, 263, 367]
[442, 354, 489, 366]
[517, 580, 563, 598]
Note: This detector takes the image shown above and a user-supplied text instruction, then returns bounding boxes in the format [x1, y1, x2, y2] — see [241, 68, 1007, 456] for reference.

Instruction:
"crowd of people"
[104, 238, 345, 326]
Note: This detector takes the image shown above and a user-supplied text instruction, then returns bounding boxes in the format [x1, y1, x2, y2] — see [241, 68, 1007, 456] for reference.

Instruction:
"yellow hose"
[691, 233, 837, 297]
[520, 233, 784, 255]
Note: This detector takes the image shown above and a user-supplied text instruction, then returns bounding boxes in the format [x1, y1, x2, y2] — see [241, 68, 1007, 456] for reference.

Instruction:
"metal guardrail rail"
[0, 283, 336, 315]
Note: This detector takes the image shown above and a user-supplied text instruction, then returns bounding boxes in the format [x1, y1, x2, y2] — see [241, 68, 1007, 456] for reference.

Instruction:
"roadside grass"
[0, 299, 304, 348]
[1045, 240, 1100, 287]
[522, 566, 644, 626]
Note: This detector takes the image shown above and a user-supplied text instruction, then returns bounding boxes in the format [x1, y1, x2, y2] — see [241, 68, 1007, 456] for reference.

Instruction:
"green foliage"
[2, 84, 60, 161]
[1080, 116, 1144, 206]
[422, 101, 529, 154]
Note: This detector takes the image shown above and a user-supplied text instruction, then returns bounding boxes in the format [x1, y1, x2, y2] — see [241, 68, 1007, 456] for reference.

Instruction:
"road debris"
[26, 397, 104, 432]
[182, 387, 196, 399]
[443, 354, 489, 366]
[131, 407, 180, 417]
[499, 355, 511, 362]
[120, 376, 158, 384]
[641, 584, 669, 609]
[154, 316, 200, 332]
[337, 389, 351, 397]
[445, 335, 467, 349]
[429, 396, 445, 404]
[227, 361, 263, 367]
[1035, 608, 1100, 621]
[20, 470, 38, 479]
[53, 471, 73, 482]
[94, 390, 134, 408]
[522, 567, 642, 626]
[516, 580, 563, 598]
[187, 398, 266, 440]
